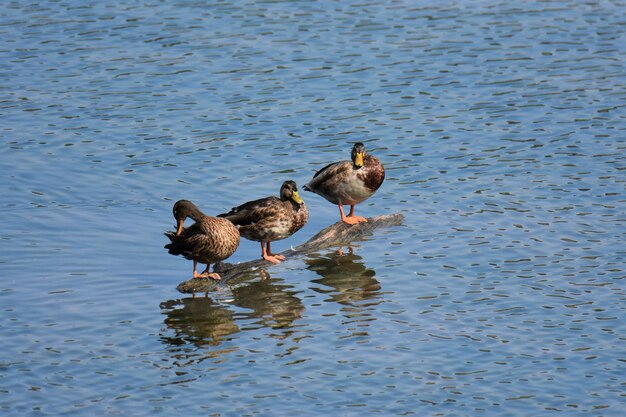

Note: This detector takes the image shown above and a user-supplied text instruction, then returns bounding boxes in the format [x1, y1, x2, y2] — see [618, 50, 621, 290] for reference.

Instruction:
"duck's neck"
[187, 205, 205, 221]
[283, 198, 302, 210]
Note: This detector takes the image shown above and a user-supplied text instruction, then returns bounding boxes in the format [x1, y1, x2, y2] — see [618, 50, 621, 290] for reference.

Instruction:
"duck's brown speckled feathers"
[304, 143, 385, 206]
[165, 216, 240, 265]
[165, 200, 240, 279]
[218, 181, 308, 243]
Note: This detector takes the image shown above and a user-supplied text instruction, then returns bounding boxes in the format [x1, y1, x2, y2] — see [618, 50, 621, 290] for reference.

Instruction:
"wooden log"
[175, 213, 404, 294]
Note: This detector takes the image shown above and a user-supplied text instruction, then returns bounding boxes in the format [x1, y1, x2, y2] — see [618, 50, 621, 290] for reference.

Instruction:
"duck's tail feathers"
[164, 231, 186, 255]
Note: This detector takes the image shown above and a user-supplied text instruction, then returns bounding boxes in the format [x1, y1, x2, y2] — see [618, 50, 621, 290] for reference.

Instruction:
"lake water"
[1, 0, 625, 415]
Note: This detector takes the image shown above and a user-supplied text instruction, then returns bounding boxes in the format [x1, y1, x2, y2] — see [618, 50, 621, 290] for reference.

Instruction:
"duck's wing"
[312, 161, 342, 179]
[218, 196, 283, 226]
[304, 161, 351, 191]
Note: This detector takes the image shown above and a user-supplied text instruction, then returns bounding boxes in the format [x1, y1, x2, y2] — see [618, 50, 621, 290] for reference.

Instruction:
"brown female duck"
[218, 180, 308, 264]
[165, 200, 240, 280]
[304, 142, 385, 224]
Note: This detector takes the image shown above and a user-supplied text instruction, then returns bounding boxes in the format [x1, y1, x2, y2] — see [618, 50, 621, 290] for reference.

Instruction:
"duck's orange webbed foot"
[339, 204, 368, 225]
[193, 271, 208, 279]
[193, 271, 221, 280]
[206, 272, 221, 280]
[341, 215, 368, 225]
[262, 254, 282, 264]
[348, 215, 368, 224]
[194, 263, 221, 280]
[261, 242, 283, 264]
[265, 242, 285, 261]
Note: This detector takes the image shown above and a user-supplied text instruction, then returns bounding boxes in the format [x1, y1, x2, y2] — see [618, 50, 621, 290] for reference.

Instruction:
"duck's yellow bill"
[355, 152, 364, 167]
[291, 191, 304, 204]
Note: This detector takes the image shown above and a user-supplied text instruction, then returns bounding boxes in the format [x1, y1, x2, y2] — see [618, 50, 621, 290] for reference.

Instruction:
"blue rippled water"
[1, 1, 625, 416]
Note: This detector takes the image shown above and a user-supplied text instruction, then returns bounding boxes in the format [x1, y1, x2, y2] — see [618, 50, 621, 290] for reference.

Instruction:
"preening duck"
[164, 200, 240, 280]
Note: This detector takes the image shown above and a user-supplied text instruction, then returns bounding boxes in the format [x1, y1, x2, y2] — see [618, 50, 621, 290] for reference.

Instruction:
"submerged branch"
[175, 213, 404, 294]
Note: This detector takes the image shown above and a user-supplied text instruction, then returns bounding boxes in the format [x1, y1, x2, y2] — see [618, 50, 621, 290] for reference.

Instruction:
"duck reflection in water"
[160, 277, 304, 358]
[306, 247, 381, 308]
[160, 297, 239, 350]
[230, 276, 304, 337]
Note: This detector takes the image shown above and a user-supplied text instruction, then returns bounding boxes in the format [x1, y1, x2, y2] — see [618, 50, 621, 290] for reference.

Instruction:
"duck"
[304, 142, 385, 224]
[218, 180, 308, 264]
[164, 200, 240, 280]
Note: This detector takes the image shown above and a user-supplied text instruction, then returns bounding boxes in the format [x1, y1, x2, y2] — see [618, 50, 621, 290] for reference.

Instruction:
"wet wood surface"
[175, 213, 404, 294]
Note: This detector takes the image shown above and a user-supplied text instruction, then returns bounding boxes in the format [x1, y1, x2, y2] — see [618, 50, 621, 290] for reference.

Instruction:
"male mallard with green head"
[165, 200, 240, 280]
[218, 180, 308, 264]
[304, 142, 385, 224]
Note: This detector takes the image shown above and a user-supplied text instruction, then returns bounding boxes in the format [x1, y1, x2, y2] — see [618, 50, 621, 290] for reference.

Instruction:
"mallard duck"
[304, 142, 385, 224]
[164, 200, 240, 280]
[218, 180, 308, 264]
